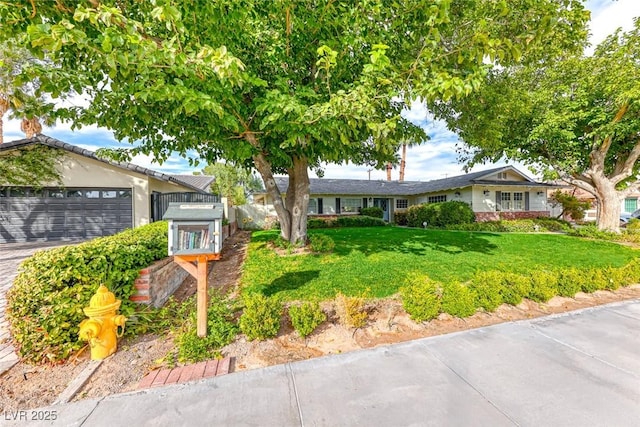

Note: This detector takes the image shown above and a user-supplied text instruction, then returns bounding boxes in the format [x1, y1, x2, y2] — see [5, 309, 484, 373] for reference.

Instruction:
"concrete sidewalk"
[6, 299, 639, 427]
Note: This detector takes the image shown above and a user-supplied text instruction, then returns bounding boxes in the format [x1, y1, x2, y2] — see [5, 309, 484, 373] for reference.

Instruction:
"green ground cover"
[241, 227, 639, 301]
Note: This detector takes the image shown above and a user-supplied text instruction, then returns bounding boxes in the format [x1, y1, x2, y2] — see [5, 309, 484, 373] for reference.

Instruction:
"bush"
[400, 274, 441, 322]
[621, 258, 640, 284]
[437, 201, 476, 226]
[406, 201, 474, 228]
[557, 268, 583, 297]
[335, 215, 386, 227]
[602, 266, 625, 291]
[441, 281, 476, 318]
[7, 222, 168, 364]
[469, 271, 503, 312]
[289, 302, 326, 338]
[394, 211, 408, 226]
[308, 217, 335, 229]
[239, 293, 283, 341]
[627, 218, 640, 232]
[500, 273, 532, 306]
[447, 218, 571, 233]
[528, 271, 558, 302]
[533, 217, 573, 232]
[334, 292, 368, 328]
[176, 295, 239, 363]
[361, 207, 384, 218]
[309, 234, 335, 253]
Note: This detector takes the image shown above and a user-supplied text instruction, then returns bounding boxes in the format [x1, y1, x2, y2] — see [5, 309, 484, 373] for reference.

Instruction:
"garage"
[0, 187, 133, 243]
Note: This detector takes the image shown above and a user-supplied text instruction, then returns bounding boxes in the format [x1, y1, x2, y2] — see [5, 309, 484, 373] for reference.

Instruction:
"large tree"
[1, 0, 588, 242]
[433, 19, 640, 232]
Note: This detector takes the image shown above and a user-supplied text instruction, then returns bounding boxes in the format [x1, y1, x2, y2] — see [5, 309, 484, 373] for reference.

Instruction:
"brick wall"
[475, 211, 550, 222]
[131, 221, 238, 307]
[131, 257, 189, 308]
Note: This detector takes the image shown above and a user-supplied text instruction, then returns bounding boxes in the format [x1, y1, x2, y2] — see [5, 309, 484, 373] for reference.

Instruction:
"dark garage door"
[0, 187, 133, 243]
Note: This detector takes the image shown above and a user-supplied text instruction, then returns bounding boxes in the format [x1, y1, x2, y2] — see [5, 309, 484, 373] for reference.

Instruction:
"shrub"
[621, 258, 640, 284]
[528, 271, 558, 302]
[289, 302, 326, 338]
[400, 274, 441, 322]
[176, 295, 239, 363]
[335, 215, 386, 227]
[334, 292, 368, 328]
[6, 222, 168, 364]
[361, 207, 384, 218]
[627, 218, 640, 232]
[239, 293, 283, 341]
[394, 211, 408, 226]
[406, 203, 434, 228]
[602, 266, 625, 291]
[500, 273, 532, 306]
[557, 268, 584, 297]
[441, 281, 476, 318]
[309, 234, 335, 253]
[533, 217, 573, 232]
[406, 201, 474, 228]
[437, 201, 476, 227]
[308, 217, 334, 229]
[469, 271, 503, 312]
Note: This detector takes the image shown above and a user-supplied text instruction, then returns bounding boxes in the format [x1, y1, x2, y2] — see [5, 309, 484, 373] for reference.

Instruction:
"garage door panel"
[0, 187, 133, 243]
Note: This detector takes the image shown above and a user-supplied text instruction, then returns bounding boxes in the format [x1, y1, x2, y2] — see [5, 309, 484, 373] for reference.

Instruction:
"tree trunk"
[592, 175, 622, 232]
[399, 144, 407, 182]
[247, 135, 311, 244]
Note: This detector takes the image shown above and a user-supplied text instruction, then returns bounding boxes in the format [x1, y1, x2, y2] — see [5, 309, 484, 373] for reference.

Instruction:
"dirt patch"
[1, 230, 639, 411]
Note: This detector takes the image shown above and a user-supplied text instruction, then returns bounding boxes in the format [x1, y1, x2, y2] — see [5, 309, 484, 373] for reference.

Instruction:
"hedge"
[7, 222, 169, 364]
[400, 259, 640, 321]
[406, 201, 475, 228]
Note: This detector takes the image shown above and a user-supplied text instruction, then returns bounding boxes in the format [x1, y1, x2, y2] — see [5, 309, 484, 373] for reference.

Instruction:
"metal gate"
[151, 192, 220, 222]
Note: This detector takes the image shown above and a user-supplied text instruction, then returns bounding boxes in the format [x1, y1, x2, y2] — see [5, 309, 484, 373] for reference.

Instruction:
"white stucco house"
[0, 135, 216, 243]
[250, 166, 556, 224]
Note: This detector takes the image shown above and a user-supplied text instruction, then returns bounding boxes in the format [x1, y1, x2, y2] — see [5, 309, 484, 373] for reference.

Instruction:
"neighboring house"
[0, 135, 216, 243]
[548, 185, 640, 222]
[251, 166, 555, 224]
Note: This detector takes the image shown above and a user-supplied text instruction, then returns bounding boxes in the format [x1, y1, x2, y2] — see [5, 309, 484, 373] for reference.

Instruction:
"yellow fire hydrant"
[79, 285, 127, 360]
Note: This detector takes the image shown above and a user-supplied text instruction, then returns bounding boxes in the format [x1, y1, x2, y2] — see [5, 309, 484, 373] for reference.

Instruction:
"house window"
[341, 198, 361, 213]
[500, 192, 524, 210]
[497, 172, 508, 180]
[427, 195, 447, 203]
[308, 198, 318, 214]
[624, 198, 637, 213]
[396, 199, 408, 209]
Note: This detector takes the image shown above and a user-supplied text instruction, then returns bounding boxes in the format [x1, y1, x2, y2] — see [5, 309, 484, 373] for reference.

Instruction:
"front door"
[373, 198, 389, 221]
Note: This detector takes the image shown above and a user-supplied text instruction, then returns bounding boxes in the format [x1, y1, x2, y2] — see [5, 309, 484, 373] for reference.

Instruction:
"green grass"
[241, 227, 639, 301]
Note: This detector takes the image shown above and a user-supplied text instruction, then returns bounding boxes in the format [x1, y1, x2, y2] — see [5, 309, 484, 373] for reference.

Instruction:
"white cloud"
[587, 0, 640, 51]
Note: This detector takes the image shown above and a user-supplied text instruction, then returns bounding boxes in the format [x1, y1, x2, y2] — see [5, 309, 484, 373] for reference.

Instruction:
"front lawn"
[241, 227, 639, 300]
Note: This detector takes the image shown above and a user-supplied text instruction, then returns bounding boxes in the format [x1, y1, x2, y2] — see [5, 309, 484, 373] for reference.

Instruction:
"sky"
[3, 0, 640, 182]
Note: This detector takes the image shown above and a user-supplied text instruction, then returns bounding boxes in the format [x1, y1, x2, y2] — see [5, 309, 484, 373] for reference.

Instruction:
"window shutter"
[495, 191, 502, 211]
[318, 198, 323, 214]
[335, 198, 341, 213]
[363, 197, 368, 208]
[525, 192, 530, 211]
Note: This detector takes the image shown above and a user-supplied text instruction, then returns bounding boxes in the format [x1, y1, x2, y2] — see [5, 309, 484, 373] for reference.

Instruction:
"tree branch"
[610, 138, 640, 184]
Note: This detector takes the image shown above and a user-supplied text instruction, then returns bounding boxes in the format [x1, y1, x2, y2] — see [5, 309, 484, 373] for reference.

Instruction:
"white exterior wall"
[56, 152, 198, 227]
[414, 189, 473, 206]
[471, 186, 547, 213]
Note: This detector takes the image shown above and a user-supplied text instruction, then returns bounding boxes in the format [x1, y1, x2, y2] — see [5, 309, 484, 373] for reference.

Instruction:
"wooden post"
[197, 254, 208, 337]
[173, 254, 220, 338]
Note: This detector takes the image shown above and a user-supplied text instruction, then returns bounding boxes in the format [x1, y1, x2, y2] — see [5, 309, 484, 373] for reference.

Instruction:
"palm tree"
[20, 117, 42, 138]
[399, 139, 418, 182]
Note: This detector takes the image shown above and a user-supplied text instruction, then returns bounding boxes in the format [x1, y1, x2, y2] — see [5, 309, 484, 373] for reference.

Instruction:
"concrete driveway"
[11, 299, 640, 427]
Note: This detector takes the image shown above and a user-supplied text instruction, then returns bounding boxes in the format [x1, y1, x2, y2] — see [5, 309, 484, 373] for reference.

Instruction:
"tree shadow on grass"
[333, 230, 500, 257]
[263, 270, 321, 296]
